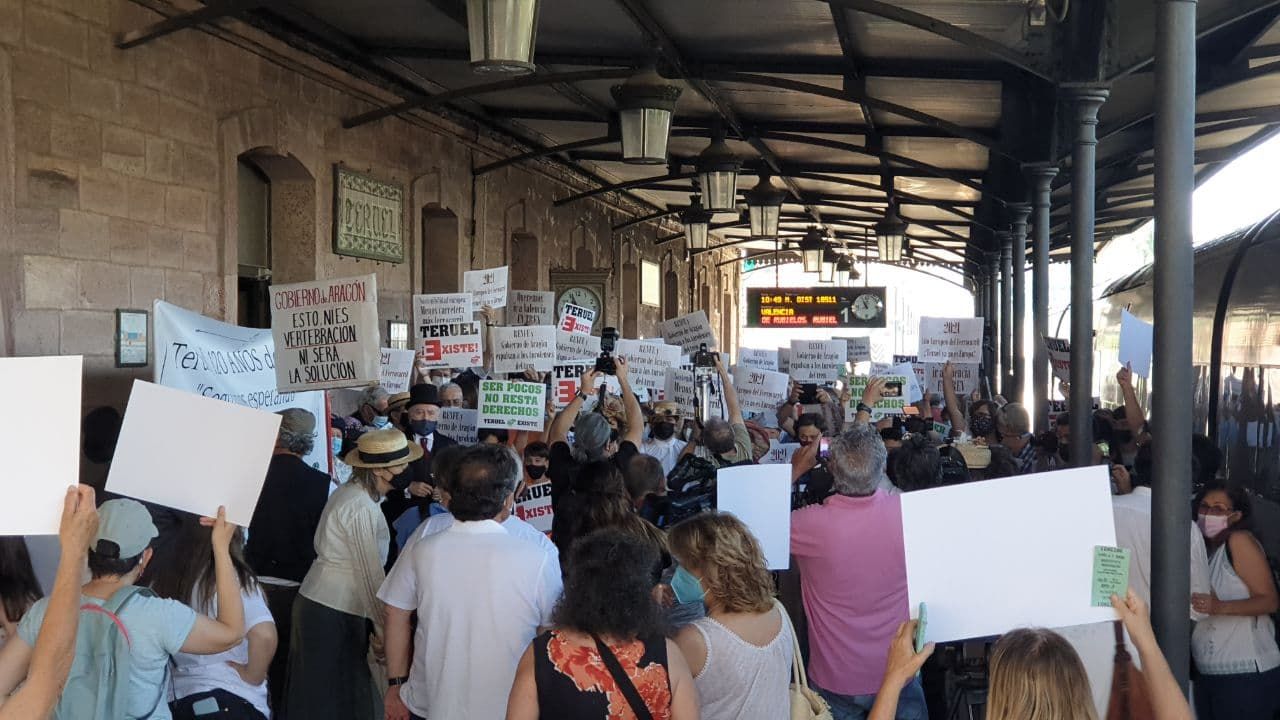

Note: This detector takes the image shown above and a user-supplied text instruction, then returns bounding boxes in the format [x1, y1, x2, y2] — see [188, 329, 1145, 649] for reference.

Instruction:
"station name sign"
[746, 287, 887, 329]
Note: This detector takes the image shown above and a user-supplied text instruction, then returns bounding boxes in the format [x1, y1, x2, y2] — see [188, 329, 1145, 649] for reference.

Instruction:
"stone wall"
[0, 0, 743, 412]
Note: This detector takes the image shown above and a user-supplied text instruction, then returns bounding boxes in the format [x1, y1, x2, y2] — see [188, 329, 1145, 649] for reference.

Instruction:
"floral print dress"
[533, 630, 672, 719]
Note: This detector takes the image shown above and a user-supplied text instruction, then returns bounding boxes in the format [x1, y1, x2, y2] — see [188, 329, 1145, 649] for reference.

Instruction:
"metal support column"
[999, 232, 1014, 399]
[1025, 164, 1058, 434]
[1151, 0, 1196, 694]
[980, 271, 994, 380]
[1066, 85, 1108, 467]
[987, 252, 1001, 395]
[1009, 204, 1031, 404]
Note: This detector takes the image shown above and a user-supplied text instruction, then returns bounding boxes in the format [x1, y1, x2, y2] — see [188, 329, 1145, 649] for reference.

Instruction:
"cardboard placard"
[270, 274, 380, 391]
[379, 348, 416, 394]
[153, 301, 328, 473]
[478, 380, 547, 430]
[514, 481, 554, 533]
[558, 302, 597, 336]
[0, 356, 82, 535]
[738, 347, 780, 372]
[661, 310, 717, 355]
[437, 407, 478, 444]
[552, 364, 591, 409]
[107, 380, 280, 526]
[556, 329, 601, 363]
[788, 340, 847, 383]
[419, 321, 484, 369]
[463, 265, 510, 309]
[918, 317, 984, 364]
[1046, 337, 1072, 384]
[1119, 309, 1154, 379]
[888, 361, 925, 403]
[491, 325, 557, 374]
[616, 339, 683, 390]
[844, 336, 872, 363]
[715, 464, 792, 569]
[507, 290, 555, 326]
[413, 293, 472, 335]
[731, 366, 790, 416]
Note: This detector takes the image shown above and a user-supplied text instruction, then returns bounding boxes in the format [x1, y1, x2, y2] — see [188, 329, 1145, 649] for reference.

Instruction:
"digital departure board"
[746, 287, 888, 328]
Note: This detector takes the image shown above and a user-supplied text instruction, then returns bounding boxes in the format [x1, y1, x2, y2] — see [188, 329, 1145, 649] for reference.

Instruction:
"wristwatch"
[856, 402, 874, 414]
[388, 676, 409, 687]
[576, 389, 591, 401]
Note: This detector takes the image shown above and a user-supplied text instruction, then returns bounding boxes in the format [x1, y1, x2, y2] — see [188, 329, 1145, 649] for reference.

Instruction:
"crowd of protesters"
[0, 338, 1276, 720]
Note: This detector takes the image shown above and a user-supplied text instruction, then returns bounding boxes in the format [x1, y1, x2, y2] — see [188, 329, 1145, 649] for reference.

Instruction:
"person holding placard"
[940, 362, 997, 444]
[669, 513, 793, 720]
[546, 361, 644, 509]
[286, 429, 422, 720]
[681, 358, 753, 469]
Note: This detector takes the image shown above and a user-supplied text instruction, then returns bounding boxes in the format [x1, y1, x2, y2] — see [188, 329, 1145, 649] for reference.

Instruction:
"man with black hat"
[381, 383, 457, 564]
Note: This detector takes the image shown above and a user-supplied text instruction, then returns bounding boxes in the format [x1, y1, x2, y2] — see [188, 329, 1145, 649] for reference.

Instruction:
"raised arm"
[1116, 364, 1148, 437]
[869, 621, 935, 720]
[548, 369, 599, 444]
[853, 377, 887, 426]
[715, 357, 744, 426]
[182, 507, 246, 654]
[479, 305, 496, 374]
[615, 358, 645, 447]
[942, 361, 966, 432]
[1112, 590, 1192, 720]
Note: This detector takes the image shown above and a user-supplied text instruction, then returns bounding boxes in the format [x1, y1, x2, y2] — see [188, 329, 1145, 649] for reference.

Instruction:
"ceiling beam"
[1109, 0, 1280, 79]
[116, 0, 263, 49]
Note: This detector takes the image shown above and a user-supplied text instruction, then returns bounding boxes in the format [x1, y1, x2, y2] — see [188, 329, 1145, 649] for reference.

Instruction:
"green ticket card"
[1092, 545, 1131, 607]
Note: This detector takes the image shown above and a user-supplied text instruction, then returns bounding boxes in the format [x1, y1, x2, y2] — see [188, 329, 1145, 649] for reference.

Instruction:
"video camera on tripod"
[693, 343, 719, 424]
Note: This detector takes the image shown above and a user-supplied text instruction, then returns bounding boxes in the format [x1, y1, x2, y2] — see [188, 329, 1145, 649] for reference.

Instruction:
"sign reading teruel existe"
[746, 287, 887, 328]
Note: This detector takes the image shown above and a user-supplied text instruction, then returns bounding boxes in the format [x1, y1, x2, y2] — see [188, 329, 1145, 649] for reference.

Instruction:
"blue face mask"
[331, 437, 343, 458]
[670, 565, 705, 605]
[410, 420, 437, 437]
[371, 415, 390, 429]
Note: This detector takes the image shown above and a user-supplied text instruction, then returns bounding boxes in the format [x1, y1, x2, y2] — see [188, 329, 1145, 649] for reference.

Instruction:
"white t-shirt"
[640, 436, 687, 476]
[378, 520, 562, 720]
[402, 511, 556, 560]
[170, 586, 275, 718]
[18, 590, 197, 720]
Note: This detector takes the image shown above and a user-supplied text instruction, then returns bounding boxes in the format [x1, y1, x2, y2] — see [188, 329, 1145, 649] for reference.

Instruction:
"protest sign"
[0, 356, 81, 535]
[556, 329, 601, 363]
[514, 481, 554, 533]
[1091, 546, 1131, 607]
[918, 317, 984, 364]
[552, 364, 591, 409]
[661, 310, 717, 355]
[845, 375, 909, 420]
[507, 290, 555, 326]
[558, 302, 597, 336]
[1046, 337, 1072, 384]
[437, 407, 478, 444]
[463, 266, 510, 309]
[379, 348, 415, 393]
[154, 301, 328, 472]
[413, 293, 472, 335]
[478, 380, 547, 430]
[844, 336, 872, 363]
[1047, 398, 1100, 425]
[270, 274, 380, 391]
[108, 380, 280, 526]
[788, 340, 847, 383]
[1119, 309, 1154, 379]
[901, 466, 1117, 643]
[663, 368, 723, 418]
[889, 360, 925, 403]
[732, 366, 790, 415]
[616, 339, 683, 390]
[777, 348, 791, 374]
[491, 325, 557, 374]
[716, 464, 792, 569]
[925, 362, 979, 399]
[738, 348, 779, 372]
[760, 441, 801, 465]
[419, 321, 484, 369]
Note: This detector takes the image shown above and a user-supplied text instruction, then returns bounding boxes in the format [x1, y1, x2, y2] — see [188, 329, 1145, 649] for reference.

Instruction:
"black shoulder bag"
[591, 635, 654, 720]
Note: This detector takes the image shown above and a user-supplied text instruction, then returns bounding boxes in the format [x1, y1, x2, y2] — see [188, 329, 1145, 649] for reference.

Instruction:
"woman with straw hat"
[284, 428, 421, 720]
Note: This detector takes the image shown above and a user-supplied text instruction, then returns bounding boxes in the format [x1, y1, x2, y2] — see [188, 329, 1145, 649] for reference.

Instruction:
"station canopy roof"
[135, 0, 1280, 283]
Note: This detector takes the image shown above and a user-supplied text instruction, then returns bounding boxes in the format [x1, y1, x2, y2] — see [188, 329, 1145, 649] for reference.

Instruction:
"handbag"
[592, 635, 654, 720]
[775, 600, 833, 720]
[1104, 621, 1154, 720]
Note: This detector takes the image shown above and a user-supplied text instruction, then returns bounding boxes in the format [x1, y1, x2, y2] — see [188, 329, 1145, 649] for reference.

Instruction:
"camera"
[693, 343, 719, 372]
[692, 343, 719, 423]
[595, 327, 619, 374]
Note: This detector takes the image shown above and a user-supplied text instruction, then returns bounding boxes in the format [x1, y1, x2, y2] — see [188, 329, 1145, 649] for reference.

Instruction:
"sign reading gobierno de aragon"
[270, 274, 381, 392]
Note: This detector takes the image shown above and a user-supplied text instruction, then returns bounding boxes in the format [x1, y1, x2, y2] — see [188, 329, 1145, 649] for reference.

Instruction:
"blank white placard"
[0, 356, 82, 535]
[900, 466, 1117, 643]
[715, 464, 792, 570]
[107, 380, 281, 526]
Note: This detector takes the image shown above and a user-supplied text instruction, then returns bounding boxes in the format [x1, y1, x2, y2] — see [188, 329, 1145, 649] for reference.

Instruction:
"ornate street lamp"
[611, 64, 682, 164]
[819, 248, 839, 283]
[465, 0, 540, 74]
[835, 255, 853, 285]
[696, 126, 741, 211]
[680, 194, 713, 251]
[875, 201, 910, 263]
[799, 226, 825, 272]
[745, 173, 786, 238]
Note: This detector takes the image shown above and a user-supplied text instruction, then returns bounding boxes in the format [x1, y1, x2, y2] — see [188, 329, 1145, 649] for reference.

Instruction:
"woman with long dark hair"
[505, 529, 698, 720]
[0, 539, 42, 651]
[150, 515, 277, 719]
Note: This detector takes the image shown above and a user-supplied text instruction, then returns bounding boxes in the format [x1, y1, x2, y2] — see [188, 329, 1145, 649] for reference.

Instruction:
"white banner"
[379, 348, 415, 394]
[732, 366, 790, 415]
[918, 317, 984, 364]
[419, 321, 484, 369]
[479, 379, 547, 430]
[558, 302, 597, 336]
[661, 310, 717, 355]
[270, 274, 380, 391]
[413, 293, 472, 336]
[844, 336, 872, 363]
[1119, 309, 1154, 379]
[0, 356, 82, 535]
[464, 266, 510, 309]
[924, 362, 979, 400]
[738, 348, 779, 372]
[491, 326, 557, 374]
[437, 407, 478, 444]
[760, 441, 801, 465]
[154, 300, 328, 472]
[507, 290, 555, 326]
[616, 339, 683, 390]
[788, 340, 847, 383]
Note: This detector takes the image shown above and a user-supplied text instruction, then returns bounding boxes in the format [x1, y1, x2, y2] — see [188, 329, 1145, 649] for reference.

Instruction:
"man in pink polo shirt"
[791, 422, 922, 720]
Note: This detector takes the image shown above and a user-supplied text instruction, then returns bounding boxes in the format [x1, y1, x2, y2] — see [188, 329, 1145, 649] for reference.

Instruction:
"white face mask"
[1197, 513, 1231, 539]
[431, 376, 449, 388]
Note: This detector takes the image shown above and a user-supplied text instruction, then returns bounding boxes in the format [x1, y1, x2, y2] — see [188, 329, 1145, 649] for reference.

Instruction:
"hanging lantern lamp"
[465, 0, 540, 74]
[611, 64, 682, 164]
